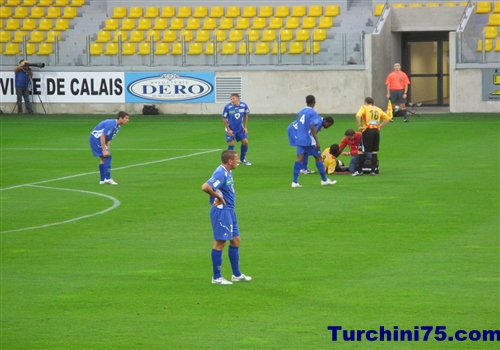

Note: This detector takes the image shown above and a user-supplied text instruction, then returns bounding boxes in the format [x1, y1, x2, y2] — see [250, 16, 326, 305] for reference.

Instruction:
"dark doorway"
[402, 31, 450, 106]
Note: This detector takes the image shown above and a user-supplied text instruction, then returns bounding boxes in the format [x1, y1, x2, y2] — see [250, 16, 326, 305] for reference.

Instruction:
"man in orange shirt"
[386, 62, 410, 122]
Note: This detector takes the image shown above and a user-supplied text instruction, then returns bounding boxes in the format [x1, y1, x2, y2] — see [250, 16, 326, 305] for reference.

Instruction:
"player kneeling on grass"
[202, 150, 252, 285]
[89, 111, 129, 185]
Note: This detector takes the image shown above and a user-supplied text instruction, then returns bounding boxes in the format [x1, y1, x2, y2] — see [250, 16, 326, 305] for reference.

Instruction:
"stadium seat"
[22, 0, 37, 6]
[305, 41, 320, 54]
[0, 7, 12, 18]
[237, 42, 252, 54]
[284, 17, 300, 29]
[477, 39, 493, 51]
[37, 43, 53, 55]
[104, 19, 119, 31]
[204, 42, 217, 55]
[162, 30, 177, 43]
[221, 42, 236, 55]
[275, 6, 289, 17]
[271, 42, 286, 54]
[5, 0, 20, 5]
[318, 17, 333, 29]
[160, 6, 175, 18]
[308, 5, 323, 17]
[235, 18, 250, 30]
[443, 2, 457, 6]
[111, 7, 126, 19]
[0, 31, 11, 42]
[178, 30, 193, 42]
[153, 19, 168, 31]
[226, 6, 240, 18]
[487, 14, 500, 25]
[219, 18, 234, 30]
[137, 19, 152, 31]
[295, 29, 310, 41]
[374, 4, 385, 16]
[195, 30, 210, 42]
[258, 6, 273, 18]
[112, 31, 127, 42]
[29, 31, 44, 42]
[251, 18, 267, 30]
[46, 7, 61, 18]
[138, 43, 151, 55]
[476, 1, 492, 13]
[268, 18, 283, 29]
[291, 6, 306, 17]
[12, 31, 28, 43]
[202, 18, 217, 30]
[170, 18, 184, 30]
[177, 6, 191, 18]
[484, 26, 498, 38]
[154, 42, 169, 54]
[38, 0, 52, 6]
[288, 42, 303, 54]
[254, 42, 269, 54]
[302, 17, 316, 29]
[261, 29, 276, 42]
[325, 5, 340, 16]
[409, 3, 423, 7]
[426, 3, 440, 7]
[13, 7, 29, 18]
[145, 30, 160, 42]
[46, 30, 61, 43]
[89, 43, 103, 55]
[187, 42, 202, 55]
[212, 29, 226, 42]
[30, 7, 45, 18]
[4, 43, 20, 55]
[120, 19, 135, 31]
[245, 29, 260, 42]
[171, 43, 183, 55]
[313, 29, 327, 41]
[62, 7, 77, 19]
[193, 6, 208, 18]
[209, 6, 224, 18]
[279, 29, 293, 42]
[242, 6, 257, 18]
[129, 30, 144, 43]
[5, 19, 20, 30]
[70, 0, 85, 6]
[393, 4, 406, 8]
[22, 43, 36, 55]
[495, 39, 500, 51]
[23, 19, 38, 31]
[494, 2, 500, 13]
[186, 18, 201, 30]
[227, 30, 243, 42]
[145, 7, 159, 18]
[129, 7, 143, 19]
[53, 0, 68, 6]
[122, 43, 136, 55]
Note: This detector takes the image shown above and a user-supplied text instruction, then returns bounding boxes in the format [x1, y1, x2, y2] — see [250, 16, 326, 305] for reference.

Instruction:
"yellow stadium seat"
[276, 6, 289, 17]
[443, 2, 457, 6]
[325, 5, 340, 16]
[138, 43, 151, 55]
[313, 29, 327, 41]
[162, 30, 177, 43]
[485, 26, 498, 38]
[204, 42, 217, 55]
[0, 7, 12, 18]
[212, 29, 226, 42]
[318, 17, 333, 29]
[129, 30, 144, 43]
[186, 18, 201, 30]
[170, 18, 184, 30]
[46, 30, 61, 43]
[228, 30, 243, 42]
[23, 19, 38, 31]
[171, 43, 183, 55]
[0, 31, 11, 42]
[284, 17, 300, 29]
[5, 19, 20, 30]
[487, 13, 500, 25]
[246, 29, 260, 42]
[254, 42, 269, 54]
[251, 18, 267, 29]
[295, 29, 310, 41]
[393, 4, 406, 8]
[219, 18, 233, 30]
[70, 0, 85, 6]
[62, 7, 77, 19]
[5, 0, 20, 5]
[308, 5, 323, 17]
[279, 29, 293, 42]
[122, 43, 136, 55]
[177, 6, 191, 18]
[111, 7, 126, 19]
[37, 43, 53, 55]
[145, 7, 159, 18]
[476, 1, 492, 13]
[22, 0, 37, 6]
[258, 6, 273, 18]
[137, 19, 152, 31]
[38, 0, 52, 6]
[288, 42, 303, 54]
[29, 31, 44, 42]
[120, 19, 135, 31]
[494, 2, 500, 13]
[30, 7, 45, 18]
[46, 7, 61, 18]
[160, 6, 175, 18]
[495, 39, 500, 51]
[129, 7, 143, 19]
[209, 6, 224, 18]
[477, 39, 493, 51]
[202, 18, 217, 30]
[187, 42, 203, 55]
[192, 6, 207, 18]
[22, 43, 36, 55]
[178, 30, 193, 42]
[13, 7, 29, 18]
[291, 5, 306, 17]
[154, 42, 169, 55]
[302, 17, 316, 29]
[242, 6, 257, 18]
[53, 0, 68, 6]
[4, 43, 20, 55]
[268, 18, 283, 29]
[305, 41, 320, 54]
[104, 19, 119, 31]
[374, 4, 385, 16]
[459, 2, 469, 5]
[12, 31, 28, 42]
[153, 19, 168, 30]
[226, 6, 240, 18]
[221, 42, 236, 54]
[237, 42, 252, 54]
[112, 31, 127, 42]
[89, 43, 103, 55]
[235, 18, 250, 30]
[409, 3, 423, 7]
[261, 29, 276, 42]
[426, 3, 440, 7]
[271, 42, 286, 54]
[195, 30, 210, 42]
[145, 30, 160, 42]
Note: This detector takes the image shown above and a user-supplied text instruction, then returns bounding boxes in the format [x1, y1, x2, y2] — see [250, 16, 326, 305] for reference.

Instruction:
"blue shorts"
[89, 135, 107, 157]
[226, 129, 248, 143]
[210, 206, 240, 241]
[296, 145, 321, 157]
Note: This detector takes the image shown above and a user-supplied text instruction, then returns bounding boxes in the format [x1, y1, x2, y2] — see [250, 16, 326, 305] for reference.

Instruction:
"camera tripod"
[406, 102, 422, 118]
[11, 75, 47, 115]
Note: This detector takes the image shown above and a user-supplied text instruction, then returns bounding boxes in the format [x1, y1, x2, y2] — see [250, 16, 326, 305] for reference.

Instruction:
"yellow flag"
[387, 100, 393, 119]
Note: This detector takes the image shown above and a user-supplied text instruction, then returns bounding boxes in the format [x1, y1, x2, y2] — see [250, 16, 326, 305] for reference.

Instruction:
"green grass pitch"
[1, 113, 498, 349]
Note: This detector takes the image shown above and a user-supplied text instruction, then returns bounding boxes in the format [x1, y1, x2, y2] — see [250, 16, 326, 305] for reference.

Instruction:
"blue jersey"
[293, 107, 323, 147]
[89, 119, 121, 144]
[222, 101, 250, 133]
[15, 69, 30, 88]
[205, 165, 236, 209]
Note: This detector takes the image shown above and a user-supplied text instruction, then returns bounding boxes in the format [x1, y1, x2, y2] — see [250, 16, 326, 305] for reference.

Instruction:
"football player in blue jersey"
[89, 111, 129, 185]
[288, 95, 337, 188]
[221, 93, 251, 166]
[202, 150, 252, 285]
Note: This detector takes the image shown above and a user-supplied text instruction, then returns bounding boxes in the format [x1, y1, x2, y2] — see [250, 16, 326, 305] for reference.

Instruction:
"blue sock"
[316, 161, 327, 181]
[228, 245, 241, 277]
[240, 145, 248, 161]
[293, 161, 302, 183]
[104, 155, 112, 179]
[99, 164, 105, 181]
[211, 249, 222, 279]
[303, 155, 309, 170]
[227, 145, 234, 151]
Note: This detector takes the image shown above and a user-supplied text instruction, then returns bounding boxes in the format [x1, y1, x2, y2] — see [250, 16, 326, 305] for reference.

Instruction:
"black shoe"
[404, 118, 409, 123]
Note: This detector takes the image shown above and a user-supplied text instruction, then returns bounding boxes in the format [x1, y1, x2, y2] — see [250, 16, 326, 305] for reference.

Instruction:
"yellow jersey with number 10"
[356, 105, 391, 131]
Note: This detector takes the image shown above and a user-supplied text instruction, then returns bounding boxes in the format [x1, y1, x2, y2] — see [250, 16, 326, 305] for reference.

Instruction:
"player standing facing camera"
[202, 150, 252, 285]
[89, 111, 129, 185]
[221, 93, 251, 165]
